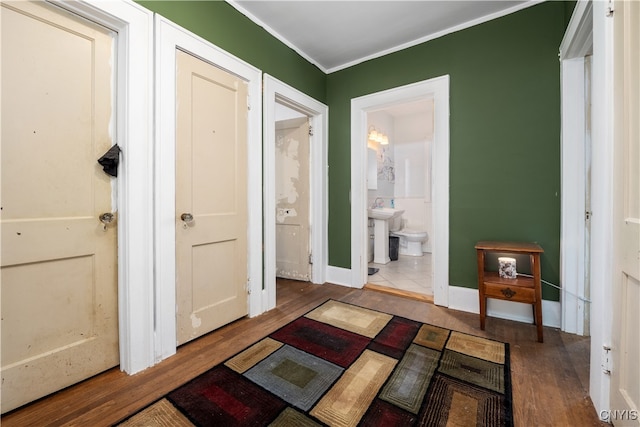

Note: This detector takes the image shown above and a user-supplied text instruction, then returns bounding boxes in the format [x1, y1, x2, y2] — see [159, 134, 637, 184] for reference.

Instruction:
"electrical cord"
[517, 273, 592, 303]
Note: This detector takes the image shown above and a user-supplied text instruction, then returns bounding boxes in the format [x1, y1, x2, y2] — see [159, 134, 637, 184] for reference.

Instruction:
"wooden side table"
[475, 241, 544, 342]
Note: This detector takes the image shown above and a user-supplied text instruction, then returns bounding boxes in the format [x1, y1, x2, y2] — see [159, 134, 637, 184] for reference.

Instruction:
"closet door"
[1, 1, 118, 412]
[175, 50, 249, 345]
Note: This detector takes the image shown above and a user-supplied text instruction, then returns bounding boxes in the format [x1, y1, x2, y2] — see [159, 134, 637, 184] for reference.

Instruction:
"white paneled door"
[175, 50, 249, 345]
[611, 1, 640, 425]
[1, 1, 118, 412]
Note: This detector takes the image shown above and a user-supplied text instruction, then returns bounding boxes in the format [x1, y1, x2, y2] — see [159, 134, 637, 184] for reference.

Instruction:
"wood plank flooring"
[2, 279, 605, 426]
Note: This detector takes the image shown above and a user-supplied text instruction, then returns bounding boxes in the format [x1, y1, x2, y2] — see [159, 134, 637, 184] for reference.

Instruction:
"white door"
[275, 117, 311, 281]
[1, 1, 118, 412]
[610, 1, 640, 425]
[175, 50, 249, 345]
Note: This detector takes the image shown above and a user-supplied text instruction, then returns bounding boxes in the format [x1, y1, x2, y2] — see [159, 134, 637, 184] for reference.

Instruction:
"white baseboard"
[326, 266, 355, 288]
[448, 285, 561, 328]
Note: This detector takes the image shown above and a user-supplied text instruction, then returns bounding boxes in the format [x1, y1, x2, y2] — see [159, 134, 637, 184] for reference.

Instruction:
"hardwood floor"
[2, 279, 605, 426]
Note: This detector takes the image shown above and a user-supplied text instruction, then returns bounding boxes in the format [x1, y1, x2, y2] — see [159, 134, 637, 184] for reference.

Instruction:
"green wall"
[135, 0, 572, 301]
[136, 0, 326, 102]
[326, 2, 570, 300]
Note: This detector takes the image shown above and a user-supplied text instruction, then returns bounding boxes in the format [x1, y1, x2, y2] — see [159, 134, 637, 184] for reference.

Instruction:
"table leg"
[477, 249, 486, 330]
[532, 253, 543, 343]
[534, 301, 543, 342]
[480, 293, 486, 330]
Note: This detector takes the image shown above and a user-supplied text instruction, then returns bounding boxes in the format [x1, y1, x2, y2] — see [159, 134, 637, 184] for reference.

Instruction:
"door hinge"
[309, 253, 313, 265]
[309, 125, 314, 137]
[247, 279, 251, 295]
[602, 345, 611, 375]
[585, 211, 593, 220]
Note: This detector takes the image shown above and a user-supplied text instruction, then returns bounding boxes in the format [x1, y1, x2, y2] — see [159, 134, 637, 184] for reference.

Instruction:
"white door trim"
[559, 0, 593, 336]
[263, 75, 328, 312]
[49, 0, 155, 375]
[155, 15, 262, 362]
[350, 76, 450, 306]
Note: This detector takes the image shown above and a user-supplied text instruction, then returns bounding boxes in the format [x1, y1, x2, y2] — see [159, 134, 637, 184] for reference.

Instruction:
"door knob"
[99, 212, 115, 231]
[181, 213, 194, 224]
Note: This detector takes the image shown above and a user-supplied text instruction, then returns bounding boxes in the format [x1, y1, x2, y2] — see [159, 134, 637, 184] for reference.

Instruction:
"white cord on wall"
[518, 273, 592, 303]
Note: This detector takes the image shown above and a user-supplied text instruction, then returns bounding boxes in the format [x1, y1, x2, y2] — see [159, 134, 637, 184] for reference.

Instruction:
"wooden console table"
[475, 241, 544, 342]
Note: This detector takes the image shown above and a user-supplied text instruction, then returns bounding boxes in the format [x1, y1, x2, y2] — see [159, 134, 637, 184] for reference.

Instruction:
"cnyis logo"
[600, 409, 639, 422]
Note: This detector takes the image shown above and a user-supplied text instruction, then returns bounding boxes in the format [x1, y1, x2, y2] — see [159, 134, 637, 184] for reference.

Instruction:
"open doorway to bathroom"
[365, 100, 434, 300]
[351, 75, 449, 307]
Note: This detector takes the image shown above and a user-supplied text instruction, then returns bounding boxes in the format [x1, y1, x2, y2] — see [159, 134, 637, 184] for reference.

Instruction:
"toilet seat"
[391, 228, 428, 238]
[390, 228, 429, 256]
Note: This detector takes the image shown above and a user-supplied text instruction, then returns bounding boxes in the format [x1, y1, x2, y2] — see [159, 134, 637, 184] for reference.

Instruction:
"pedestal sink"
[368, 208, 404, 264]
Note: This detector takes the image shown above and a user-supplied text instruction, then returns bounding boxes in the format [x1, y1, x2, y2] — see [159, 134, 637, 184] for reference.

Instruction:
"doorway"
[351, 76, 450, 307]
[263, 75, 329, 311]
[365, 101, 434, 298]
[559, 1, 593, 336]
[154, 15, 262, 360]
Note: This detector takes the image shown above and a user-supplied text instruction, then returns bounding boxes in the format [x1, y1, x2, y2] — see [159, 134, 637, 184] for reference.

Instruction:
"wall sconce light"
[368, 126, 389, 145]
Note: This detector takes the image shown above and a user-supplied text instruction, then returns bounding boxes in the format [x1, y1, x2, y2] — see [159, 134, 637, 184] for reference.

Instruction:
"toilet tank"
[389, 214, 403, 232]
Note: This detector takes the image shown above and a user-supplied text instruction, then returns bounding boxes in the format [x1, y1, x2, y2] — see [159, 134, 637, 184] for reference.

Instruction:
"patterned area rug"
[117, 300, 513, 427]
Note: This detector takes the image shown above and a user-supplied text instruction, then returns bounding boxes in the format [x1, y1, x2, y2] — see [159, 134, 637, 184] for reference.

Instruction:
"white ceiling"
[228, 0, 538, 73]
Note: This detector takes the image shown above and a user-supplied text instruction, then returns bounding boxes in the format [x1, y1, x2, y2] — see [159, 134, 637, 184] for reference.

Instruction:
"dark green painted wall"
[136, 0, 326, 102]
[326, 2, 570, 300]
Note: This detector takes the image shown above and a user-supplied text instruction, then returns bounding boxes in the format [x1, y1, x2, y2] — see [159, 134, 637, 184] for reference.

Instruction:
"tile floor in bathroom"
[367, 253, 433, 296]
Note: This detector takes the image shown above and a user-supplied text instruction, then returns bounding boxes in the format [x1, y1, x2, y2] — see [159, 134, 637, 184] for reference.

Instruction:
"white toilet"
[389, 215, 429, 257]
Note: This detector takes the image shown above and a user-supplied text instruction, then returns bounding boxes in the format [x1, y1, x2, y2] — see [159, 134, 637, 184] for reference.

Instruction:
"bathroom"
[366, 98, 434, 297]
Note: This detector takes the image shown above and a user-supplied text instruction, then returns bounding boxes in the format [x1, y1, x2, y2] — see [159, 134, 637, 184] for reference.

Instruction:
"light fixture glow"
[368, 126, 389, 145]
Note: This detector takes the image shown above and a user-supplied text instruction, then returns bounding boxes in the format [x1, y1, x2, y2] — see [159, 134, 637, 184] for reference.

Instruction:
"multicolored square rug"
[117, 300, 513, 427]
